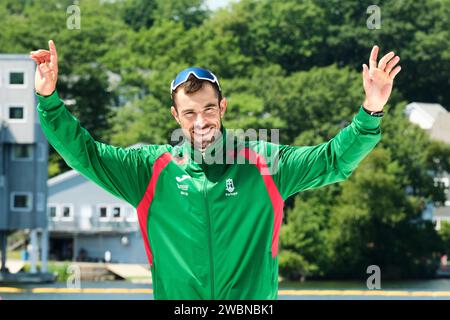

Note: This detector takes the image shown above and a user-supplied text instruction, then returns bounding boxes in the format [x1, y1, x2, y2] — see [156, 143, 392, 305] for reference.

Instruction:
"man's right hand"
[29, 40, 58, 96]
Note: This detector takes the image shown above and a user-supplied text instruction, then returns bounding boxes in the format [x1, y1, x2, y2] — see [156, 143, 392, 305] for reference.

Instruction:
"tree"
[380, 103, 450, 205]
[327, 147, 442, 279]
[439, 222, 450, 256]
[108, 94, 177, 147]
[122, 0, 208, 31]
[280, 195, 333, 279]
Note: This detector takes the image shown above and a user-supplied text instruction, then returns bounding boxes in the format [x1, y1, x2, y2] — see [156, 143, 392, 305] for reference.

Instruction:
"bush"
[22, 261, 71, 282]
[278, 250, 313, 281]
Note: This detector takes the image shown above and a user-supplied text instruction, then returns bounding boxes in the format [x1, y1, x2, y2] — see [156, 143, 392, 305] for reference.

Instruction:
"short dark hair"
[172, 74, 222, 109]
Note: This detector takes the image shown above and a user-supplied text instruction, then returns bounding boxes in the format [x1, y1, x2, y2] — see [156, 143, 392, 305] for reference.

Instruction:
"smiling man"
[170, 68, 227, 154]
[31, 40, 400, 300]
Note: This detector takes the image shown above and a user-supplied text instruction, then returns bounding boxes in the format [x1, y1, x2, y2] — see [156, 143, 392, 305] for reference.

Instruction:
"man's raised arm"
[274, 45, 402, 199]
[30, 40, 164, 207]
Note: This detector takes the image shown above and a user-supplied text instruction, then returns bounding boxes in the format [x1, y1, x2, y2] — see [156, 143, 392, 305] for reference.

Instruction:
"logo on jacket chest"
[225, 178, 238, 196]
[176, 175, 191, 196]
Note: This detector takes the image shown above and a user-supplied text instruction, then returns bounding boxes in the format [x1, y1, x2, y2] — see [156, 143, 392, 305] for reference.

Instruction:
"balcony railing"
[48, 216, 139, 234]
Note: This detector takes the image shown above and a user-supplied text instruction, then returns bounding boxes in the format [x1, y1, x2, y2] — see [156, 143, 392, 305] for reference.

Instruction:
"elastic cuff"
[353, 106, 382, 131]
[36, 90, 62, 111]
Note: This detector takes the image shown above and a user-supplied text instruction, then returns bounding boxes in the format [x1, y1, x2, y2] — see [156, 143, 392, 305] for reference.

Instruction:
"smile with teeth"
[194, 127, 214, 136]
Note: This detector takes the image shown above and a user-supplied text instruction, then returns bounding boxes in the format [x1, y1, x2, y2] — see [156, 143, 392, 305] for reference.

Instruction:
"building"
[47, 169, 147, 264]
[0, 54, 49, 274]
[404, 102, 450, 229]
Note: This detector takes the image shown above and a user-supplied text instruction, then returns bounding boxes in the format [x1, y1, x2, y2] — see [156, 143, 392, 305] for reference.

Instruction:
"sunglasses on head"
[171, 67, 221, 95]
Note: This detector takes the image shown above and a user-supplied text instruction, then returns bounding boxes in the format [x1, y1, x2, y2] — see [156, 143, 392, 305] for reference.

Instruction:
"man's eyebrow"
[181, 103, 217, 113]
[203, 103, 218, 109]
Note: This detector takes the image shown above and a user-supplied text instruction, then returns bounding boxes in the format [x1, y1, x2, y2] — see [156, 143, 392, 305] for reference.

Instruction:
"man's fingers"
[389, 66, 402, 80]
[39, 62, 53, 75]
[362, 64, 369, 75]
[30, 49, 51, 57]
[362, 64, 369, 80]
[31, 56, 45, 64]
[362, 64, 370, 88]
[36, 63, 44, 78]
[369, 45, 379, 69]
[30, 50, 51, 65]
[48, 40, 58, 66]
[29, 55, 41, 64]
[378, 51, 395, 71]
[385, 56, 400, 74]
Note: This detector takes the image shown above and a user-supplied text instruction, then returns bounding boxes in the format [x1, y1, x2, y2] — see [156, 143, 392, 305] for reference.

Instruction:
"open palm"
[362, 45, 401, 112]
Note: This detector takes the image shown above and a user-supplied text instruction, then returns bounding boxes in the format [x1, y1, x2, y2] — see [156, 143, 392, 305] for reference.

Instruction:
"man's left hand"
[362, 45, 402, 112]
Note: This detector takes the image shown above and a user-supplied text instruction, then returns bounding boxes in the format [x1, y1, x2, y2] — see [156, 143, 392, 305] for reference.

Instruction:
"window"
[61, 205, 73, 220]
[12, 145, 33, 161]
[14, 195, 29, 208]
[8, 106, 24, 120]
[11, 192, 32, 212]
[99, 206, 108, 220]
[9, 72, 24, 85]
[112, 206, 121, 219]
[48, 206, 58, 219]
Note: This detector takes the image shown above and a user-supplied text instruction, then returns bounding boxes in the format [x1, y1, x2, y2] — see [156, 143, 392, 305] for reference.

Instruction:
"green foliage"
[23, 261, 71, 282]
[278, 250, 313, 280]
[328, 147, 442, 279]
[281, 147, 444, 280]
[280, 196, 332, 278]
[439, 222, 450, 255]
[381, 104, 450, 205]
[122, 0, 208, 30]
[109, 95, 177, 146]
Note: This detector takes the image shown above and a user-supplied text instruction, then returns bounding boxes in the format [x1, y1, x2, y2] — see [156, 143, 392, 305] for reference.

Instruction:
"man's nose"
[194, 113, 207, 128]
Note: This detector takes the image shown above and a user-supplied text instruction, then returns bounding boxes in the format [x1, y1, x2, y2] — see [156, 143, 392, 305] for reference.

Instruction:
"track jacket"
[37, 91, 382, 299]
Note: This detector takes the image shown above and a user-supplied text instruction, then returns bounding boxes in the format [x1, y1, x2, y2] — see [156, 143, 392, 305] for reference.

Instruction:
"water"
[1, 279, 450, 300]
[281, 278, 450, 291]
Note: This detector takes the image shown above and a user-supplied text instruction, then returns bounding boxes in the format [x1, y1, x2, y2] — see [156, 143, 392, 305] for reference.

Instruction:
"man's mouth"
[193, 127, 214, 136]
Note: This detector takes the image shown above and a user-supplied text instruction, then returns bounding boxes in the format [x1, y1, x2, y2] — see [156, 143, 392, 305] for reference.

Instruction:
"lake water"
[1, 279, 450, 300]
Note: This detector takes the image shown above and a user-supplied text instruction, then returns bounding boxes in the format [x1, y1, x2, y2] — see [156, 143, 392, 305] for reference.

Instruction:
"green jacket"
[37, 91, 382, 299]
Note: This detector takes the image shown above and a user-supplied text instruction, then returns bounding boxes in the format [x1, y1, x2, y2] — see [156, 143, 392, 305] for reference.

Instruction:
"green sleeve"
[275, 106, 382, 200]
[37, 90, 165, 208]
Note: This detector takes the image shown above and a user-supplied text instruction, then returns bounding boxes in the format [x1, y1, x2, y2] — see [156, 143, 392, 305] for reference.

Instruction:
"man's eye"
[184, 112, 194, 116]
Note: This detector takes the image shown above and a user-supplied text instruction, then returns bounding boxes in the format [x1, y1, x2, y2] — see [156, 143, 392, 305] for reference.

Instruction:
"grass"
[22, 261, 72, 282]
[7, 250, 72, 282]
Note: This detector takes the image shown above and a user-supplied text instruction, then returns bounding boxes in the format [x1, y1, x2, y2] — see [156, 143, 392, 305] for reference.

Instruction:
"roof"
[429, 113, 450, 144]
[47, 169, 80, 186]
[405, 102, 448, 122]
[405, 102, 450, 144]
[0, 54, 34, 61]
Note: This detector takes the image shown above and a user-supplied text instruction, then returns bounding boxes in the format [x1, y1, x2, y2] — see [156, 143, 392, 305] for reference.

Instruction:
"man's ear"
[171, 106, 181, 125]
[219, 97, 227, 118]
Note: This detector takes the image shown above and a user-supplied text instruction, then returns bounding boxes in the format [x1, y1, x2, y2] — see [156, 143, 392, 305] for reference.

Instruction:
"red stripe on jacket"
[137, 152, 172, 266]
[240, 147, 284, 258]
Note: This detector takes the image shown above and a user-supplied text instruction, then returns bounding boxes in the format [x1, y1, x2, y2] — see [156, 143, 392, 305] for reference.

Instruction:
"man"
[30, 40, 401, 299]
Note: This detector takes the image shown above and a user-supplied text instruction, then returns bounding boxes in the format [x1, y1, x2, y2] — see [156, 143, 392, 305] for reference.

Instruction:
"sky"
[205, 0, 236, 10]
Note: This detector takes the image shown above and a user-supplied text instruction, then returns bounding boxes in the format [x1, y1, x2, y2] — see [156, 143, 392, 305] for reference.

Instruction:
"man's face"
[171, 83, 227, 150]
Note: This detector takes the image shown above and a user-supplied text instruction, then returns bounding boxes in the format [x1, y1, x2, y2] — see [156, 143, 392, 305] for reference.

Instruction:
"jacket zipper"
[203, 176, 215, 299]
